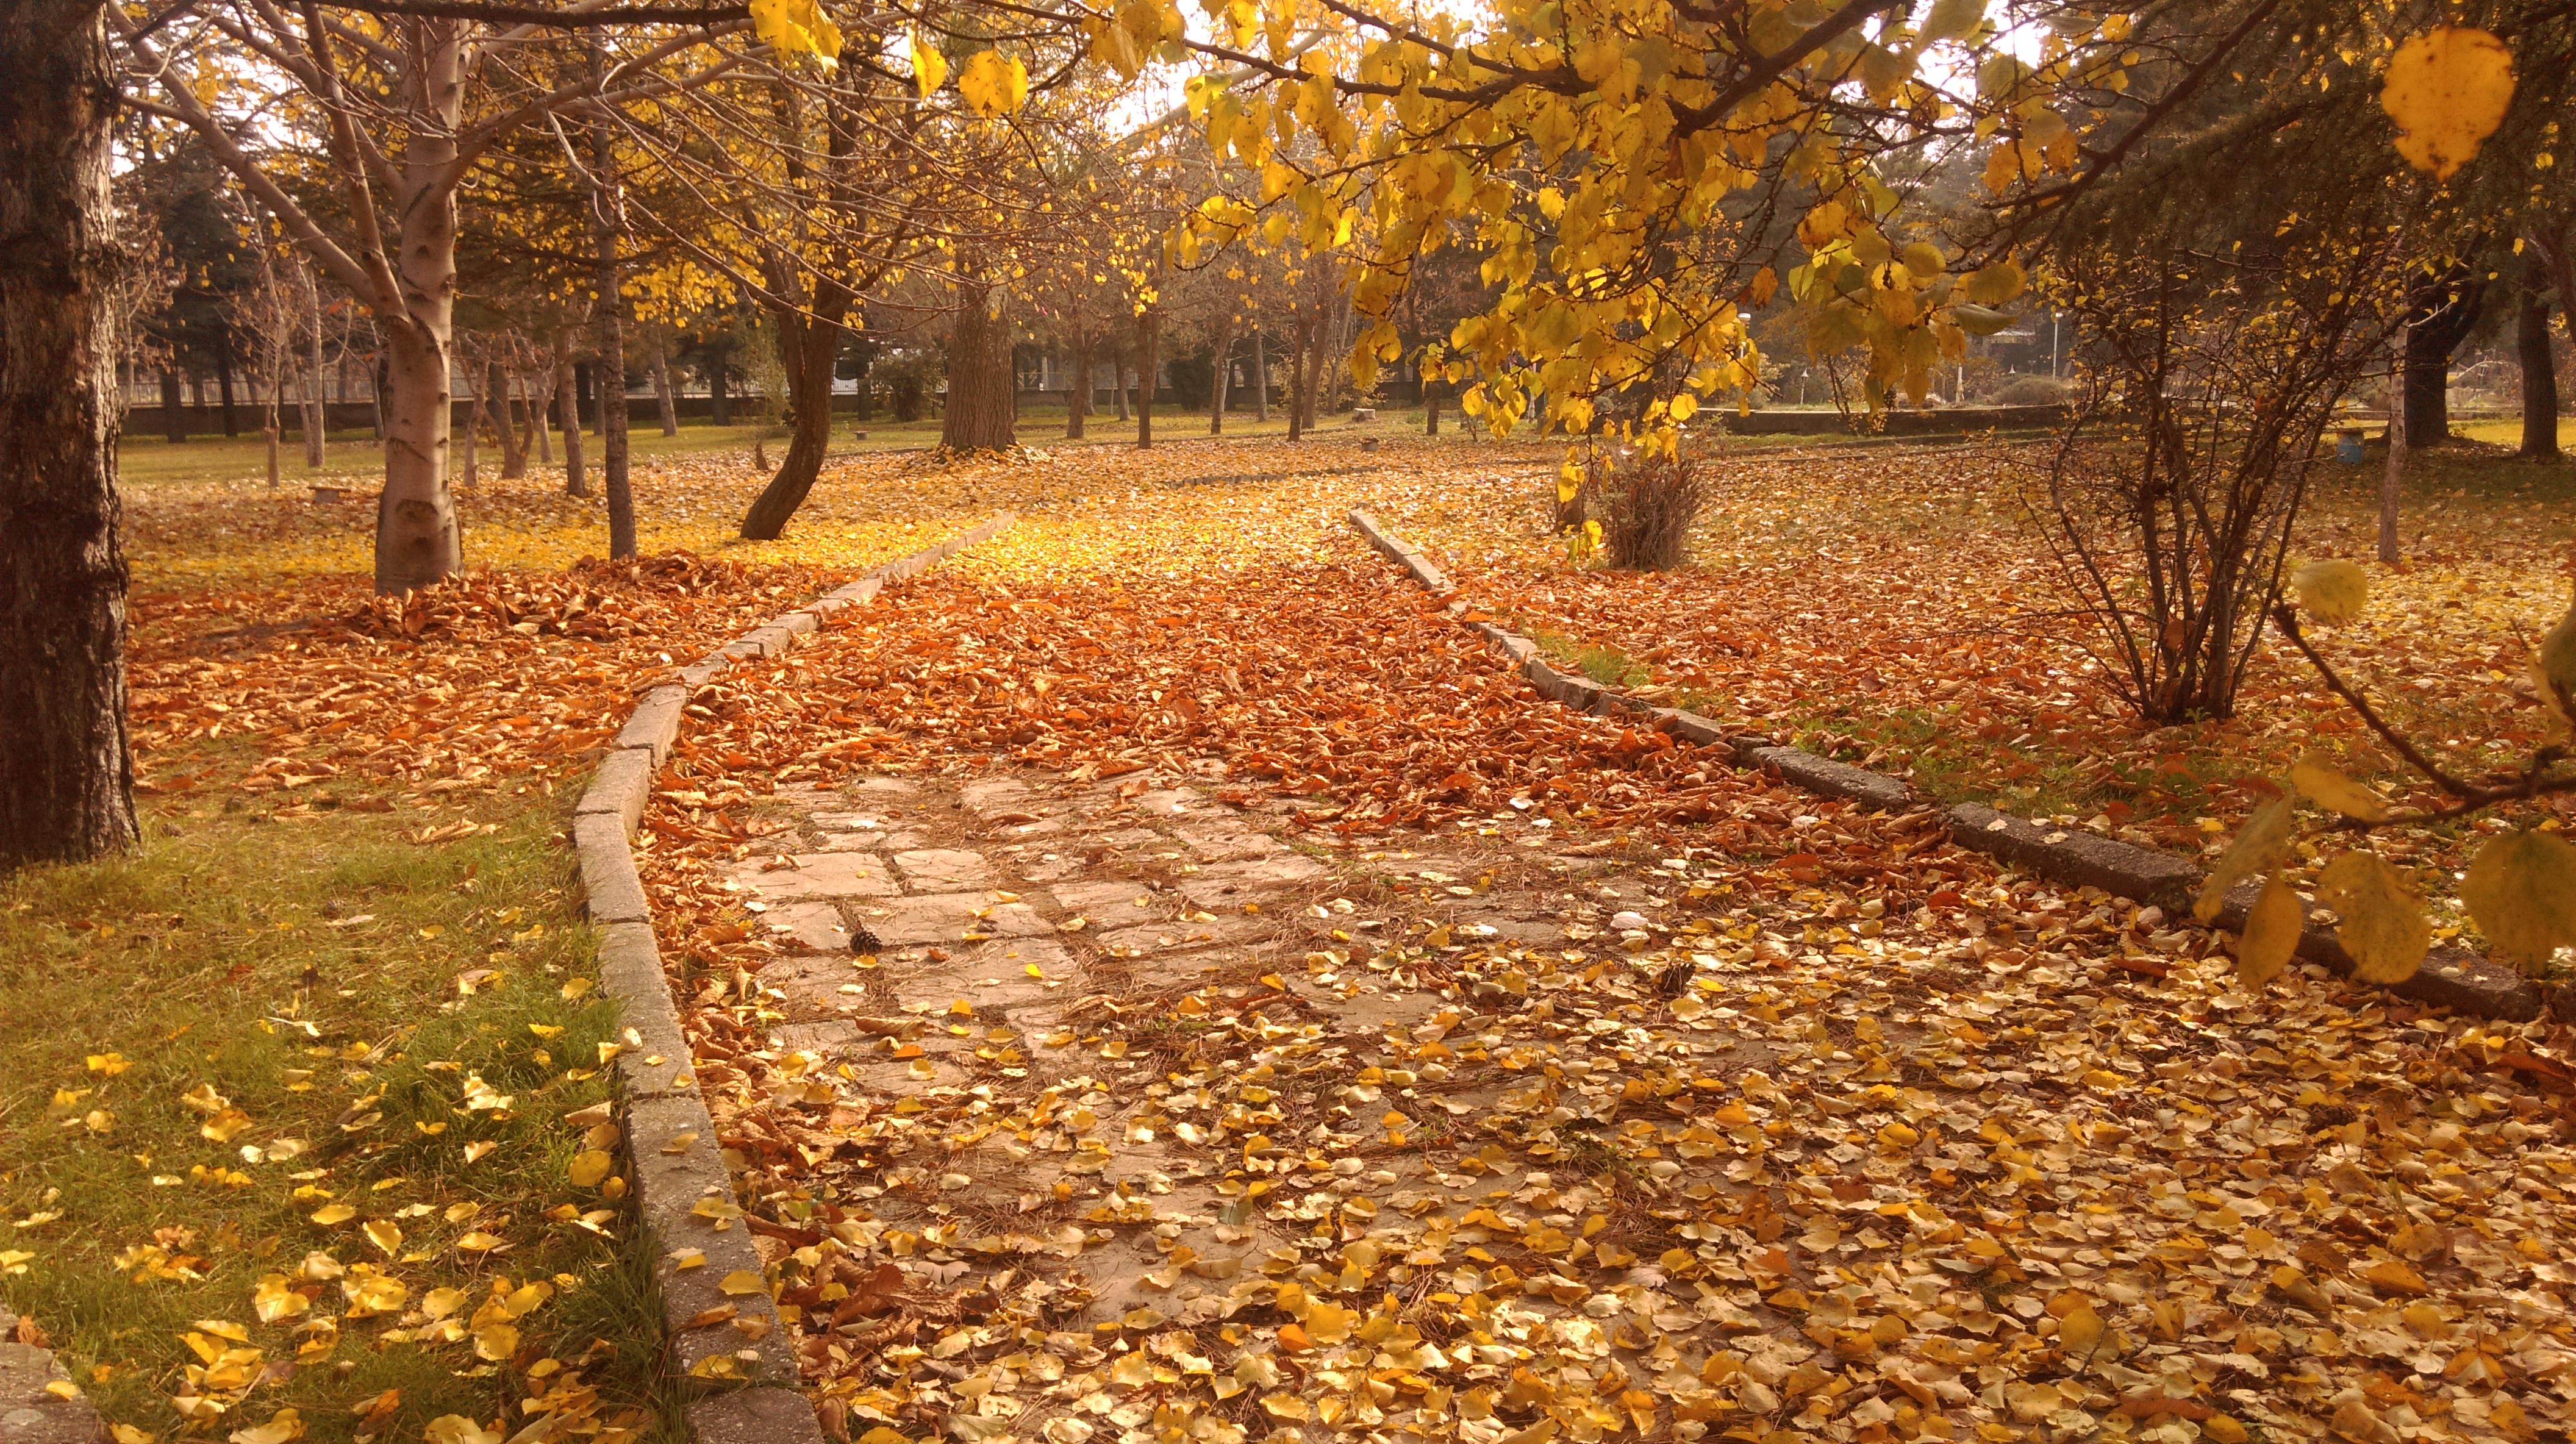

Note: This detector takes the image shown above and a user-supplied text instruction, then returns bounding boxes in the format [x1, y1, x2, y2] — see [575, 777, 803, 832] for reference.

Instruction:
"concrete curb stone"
[1346, 510, 2544, 1021]
[567, 514, 1015, 1444]
[0, 1306, 104, 1444]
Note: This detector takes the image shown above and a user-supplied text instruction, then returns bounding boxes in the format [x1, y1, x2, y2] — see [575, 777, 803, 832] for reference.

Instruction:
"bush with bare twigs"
[1595, 452, 1706, 570]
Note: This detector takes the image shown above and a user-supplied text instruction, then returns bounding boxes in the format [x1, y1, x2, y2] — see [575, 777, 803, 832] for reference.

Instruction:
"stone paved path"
[715, 760, 1797, 1340]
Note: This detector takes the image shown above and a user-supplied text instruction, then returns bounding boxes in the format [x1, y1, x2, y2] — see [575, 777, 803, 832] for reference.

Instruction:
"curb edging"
[0, 1304, 105, 1444]
[571, 514, 1014, 1443]
[1347, 509, 2542, 1021]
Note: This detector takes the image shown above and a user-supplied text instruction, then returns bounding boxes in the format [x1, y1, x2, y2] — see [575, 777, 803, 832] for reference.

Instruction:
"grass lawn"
[0, 760, 682, 1442]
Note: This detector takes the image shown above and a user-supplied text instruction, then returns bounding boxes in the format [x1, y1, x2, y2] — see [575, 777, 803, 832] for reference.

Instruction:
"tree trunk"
[1065, 327, 1089, 440]
[2402, 277, 2485, 448]
[299, 265, 324, 466]
[650, 337, 679, 437]
[941, 291, 1018, 452]
[264, 363, 282, 487]
[1253, 328, 1270, 423]
[2380, 324, 2408, 564]
[554, 326, 587, 498]
[576, 362, 596, 435]
[527, 365, 552, 463]
[1113, 345, 1129, 422]
[0, 0, 138, 868]
[492, 356, 526, 477]
[1286, 318, 1309, 441]
[738, 285, 852, 540]
[215, 328, 240, 437]
[462, 360, 487, 487]
[1134, 307, 1161, 450]
[369, 351, 386, 441]
[709, 341, 732, 426]
[160, 368, 184, 442]
[590, 45, 635, 560]
[1426, 378, 1442, 436]
[1208, 321, 1234, 435]
[2519, 256, 2560, 462]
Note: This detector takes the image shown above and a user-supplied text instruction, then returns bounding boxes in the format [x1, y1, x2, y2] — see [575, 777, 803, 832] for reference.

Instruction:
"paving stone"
[960, 777, 1037, 815]
[1094, 914, 1268, 958]
[1052, 880, 1165, 918]
[1092, 826, 1169, 849]
[861, 893, 1051, 946]
[854, 776, 921, 799]
[890, 847, 993, 890]
[759, 900, 857, 952]
[762, 954, 873, 1014]
[1173, 854, 1326, 907]
[725, 852, 896, 901]
[1173, 824, 1283, 862]
[1128, 788, 1203, 816]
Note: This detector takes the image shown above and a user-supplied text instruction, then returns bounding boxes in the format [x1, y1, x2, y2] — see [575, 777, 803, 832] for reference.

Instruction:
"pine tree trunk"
[1134, 307, 1159, 450]
[1, 0, 138, 868]
[940, 291, 1018, 452]
[2519, 257, 2560, 462]
[1208, 321, 1233, 435]
[216, 327, 240, 437]
[554, 327, 587, 498]
[160, 368, 185, 442]
[651, 339, 679, 437]
[589, 45, 634, 560]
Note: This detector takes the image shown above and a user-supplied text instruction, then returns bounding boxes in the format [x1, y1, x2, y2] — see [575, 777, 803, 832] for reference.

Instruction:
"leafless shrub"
[1598, 452, 1706, 570]
[2031, 236, 2399, 723]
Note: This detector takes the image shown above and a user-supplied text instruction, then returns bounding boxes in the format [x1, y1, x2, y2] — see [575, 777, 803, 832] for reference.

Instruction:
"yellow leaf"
[472, 1321, 519, 1363]
[309, 1204, 354, 1226]
[2194, 795, 2295, 923]
[2291, 752, 2387, 822]
[2291, 559, 2369, 623]
[2535, 601, 2576, 722]
[957, 49, 1029, 118]
[424, 1417, 504, 1444]
[2461, 831, 2576, 972]
[252, 1275, 310, 1324]
[362, 1219, 400, 1256]
[2059, 1303, 2105, 1355]
[2381, 27, 2516, 180]
[2236, 877, 2303, 989]
[226, 1407, 304, 1444]
[719, 1270, 768, 1296]
[2361, 1258, 2429, 1295]
[567, 1149, 615, 1188]
[2317, 851, 2429, 984]
[1667, 391, 1698, 422]
[909, 31, 947, 96]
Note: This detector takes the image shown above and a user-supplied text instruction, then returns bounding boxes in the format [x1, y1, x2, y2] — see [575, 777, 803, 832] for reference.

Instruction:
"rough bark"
[1425, 377, 1442, 436]
[491, 357, 526, 477]
[0, 0, 138, 868]
[650, 338, 679, 437]
[2519, 255, 2560, 462]
[941, 291, 1019, 452]
[1208, 321, 1234, 435]
[461, 359, 485, 486]
[708, 340, 732, 426]
[737, 284, 851, 540]
[216, 327, 240, 437]
[2380, 322, 2408, 564]
[159, 368, 184, 442]
[264, 362, 282, 487]
[1113, 346, 1129, 421]
[1286, 316, 1310, 441]
[1065, 326, 1089, 440]
[1134, 307, 1160, 450]
[2401, 276, 2485, 447]
[589, 41, 634, 560]
[1253, 329, 1268, 423]
[299, 265, 324, 466]
[527, 365, 552, 463]
[554, 326, 587, 498]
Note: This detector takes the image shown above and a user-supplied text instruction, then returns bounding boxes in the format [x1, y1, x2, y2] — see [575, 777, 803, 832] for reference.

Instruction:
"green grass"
[0, 762, 681, 1442]
[1521, 625, 1655, 690]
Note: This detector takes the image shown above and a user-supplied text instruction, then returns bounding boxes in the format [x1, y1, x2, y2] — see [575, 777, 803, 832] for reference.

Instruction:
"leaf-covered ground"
[1365, 441, 2576, 953]
[20, 430, 2572, 1444]
[614, 472, 2576, 1444]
